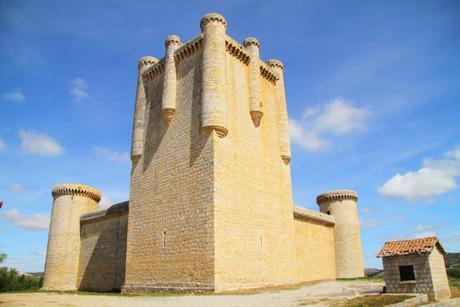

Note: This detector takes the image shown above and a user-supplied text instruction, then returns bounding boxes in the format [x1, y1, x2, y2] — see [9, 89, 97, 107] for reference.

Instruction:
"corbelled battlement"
[200, 12, 227, 30]
[316, 190, 358, 204]
[52, 183, 101, 202]
[130, 12, 291, 164]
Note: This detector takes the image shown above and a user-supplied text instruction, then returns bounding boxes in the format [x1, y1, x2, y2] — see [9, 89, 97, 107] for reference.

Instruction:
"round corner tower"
[316, 190, 364, 278]
[42, 183, 101, 291]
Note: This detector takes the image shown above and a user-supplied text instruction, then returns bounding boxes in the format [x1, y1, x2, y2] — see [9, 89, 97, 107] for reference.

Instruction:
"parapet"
[200, 12, 227, 30]
[293, 205, 335, 226]
[243, 37, 260, 49]
[138, 56, 158, 70]
[165, 35, 181, 47]
[80, 201, 129, 223]
[316, 190, 358, 205]
[52, 183, 101, 202]
[267, 59, 284, 71]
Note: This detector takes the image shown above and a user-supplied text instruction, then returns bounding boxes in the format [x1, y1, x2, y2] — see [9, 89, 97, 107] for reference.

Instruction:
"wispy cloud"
[361, 219, 380, 229]
[290, 98, 369, 151]
[70, 78, 89, 101]
[389, 214, 407, 222]
[361, 207, 372, 214]
[407, 223, 445, 239]
[94, 146, 129, 163]
[0, 209, 49, 231]
[1, 88, 25, 102]
[378, 147, 460, 201]
[0, 137, 5, 152]
[19, 129, 63, 156]
[11, 184, 25, 193]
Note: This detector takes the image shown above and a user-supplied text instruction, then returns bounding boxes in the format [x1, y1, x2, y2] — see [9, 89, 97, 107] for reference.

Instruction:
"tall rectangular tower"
[123, 13, 296, 293]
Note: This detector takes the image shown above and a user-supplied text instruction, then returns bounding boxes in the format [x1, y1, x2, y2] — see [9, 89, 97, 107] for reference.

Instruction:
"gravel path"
[0, 280, 384, 307]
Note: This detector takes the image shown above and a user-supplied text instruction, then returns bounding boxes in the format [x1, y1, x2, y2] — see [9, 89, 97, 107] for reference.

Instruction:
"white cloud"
[11, 184, 25, 193]
[94, 146, 129, 162]
[289, 119, 327, 151]
[313, 99, 369, 135]
[19, 129, 63, 156]
[289, 98, 369, 152]
[70, 78, 89, 101]
[1, 88, 25, 102]
[408, 224, 437, 233]
[0, 137, 5, 152]
[361, 219, 380, 228]
[407, 223, 444, 239]
[0, 209, 49, 231]
[378, 146, 460, 201]
[361, 207, 372, 214]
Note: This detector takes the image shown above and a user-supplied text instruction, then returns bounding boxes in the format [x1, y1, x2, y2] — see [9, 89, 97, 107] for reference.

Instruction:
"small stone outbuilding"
[377, 236, 451, 301]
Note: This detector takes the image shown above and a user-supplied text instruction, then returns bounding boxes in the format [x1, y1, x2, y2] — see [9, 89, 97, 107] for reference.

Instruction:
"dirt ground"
[0, 280, 384, 307]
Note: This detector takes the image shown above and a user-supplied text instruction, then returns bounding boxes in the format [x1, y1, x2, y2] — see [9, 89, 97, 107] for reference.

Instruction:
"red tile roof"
[377, 236, 446, 257]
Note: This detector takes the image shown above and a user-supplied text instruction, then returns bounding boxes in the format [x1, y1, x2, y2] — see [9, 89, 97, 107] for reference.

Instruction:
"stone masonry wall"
[428, 247, 451, 300]
[78, 202, 128, 291]
[293, 215, 336, 282]
[212, 50, 297, 291]
[123, 50, 216, 292]
[383, 254, 436, 299]
[43, 192, 98, 291]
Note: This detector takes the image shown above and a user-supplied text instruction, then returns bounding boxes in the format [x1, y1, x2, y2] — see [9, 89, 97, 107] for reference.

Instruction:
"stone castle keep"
[42, 13, 364, 293]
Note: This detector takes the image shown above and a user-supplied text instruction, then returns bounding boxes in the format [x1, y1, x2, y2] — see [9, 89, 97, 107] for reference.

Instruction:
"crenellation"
[259, 62, 279, 84]
[43, 12, 365, 294]
[225, 38, 250, 65]
[174, 34, 203, 62]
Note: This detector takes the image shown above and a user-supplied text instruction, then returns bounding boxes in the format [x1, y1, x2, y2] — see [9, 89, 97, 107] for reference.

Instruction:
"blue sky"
[0, 0, 459, 272]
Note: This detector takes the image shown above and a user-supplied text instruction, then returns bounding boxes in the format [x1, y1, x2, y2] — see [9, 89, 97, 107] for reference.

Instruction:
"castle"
[42, 13, 364, 293]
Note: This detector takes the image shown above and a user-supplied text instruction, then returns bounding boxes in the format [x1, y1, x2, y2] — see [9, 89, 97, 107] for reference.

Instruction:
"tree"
[0, 253, 6, 264]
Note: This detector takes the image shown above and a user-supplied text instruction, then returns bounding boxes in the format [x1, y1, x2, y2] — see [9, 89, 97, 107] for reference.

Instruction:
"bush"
[0, 267, 41, 292]
[448, 267, 460, 278]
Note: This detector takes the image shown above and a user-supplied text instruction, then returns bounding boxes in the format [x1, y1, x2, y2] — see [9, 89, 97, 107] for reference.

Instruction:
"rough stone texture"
[123, 46, 217, 292]
[293, 207, 336, 282]
[42, 184, 101, 291]
[429, 246, 451, 300]
[317, 190, 364, 278]
[42, 13, 366, 293]
[78, 202, 128, 291]
[381, 242, 450, 301]
[212, 47, 296, 292]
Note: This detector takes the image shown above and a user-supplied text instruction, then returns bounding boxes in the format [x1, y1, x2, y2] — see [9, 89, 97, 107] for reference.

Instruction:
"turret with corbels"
[162, 35, 181, 124]
[268, 59, 291, 165]
[43, 184, 101, 291]
[131, 56, 157, 168]
[244, 37, 263, 128]
[316, 190, 364, 278]
[200, 13, 229, 138]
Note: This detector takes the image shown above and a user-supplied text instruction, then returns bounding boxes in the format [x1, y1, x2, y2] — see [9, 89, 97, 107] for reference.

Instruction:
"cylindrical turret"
[42, 184, 101, 291]
[267, 59, 291, 165]
[316, 190, 364, 278]
[162, 35, 181, 124]
[200, 13, 228, 138]
[244, 37, 263, 127]
[131, 56, 157, 167]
